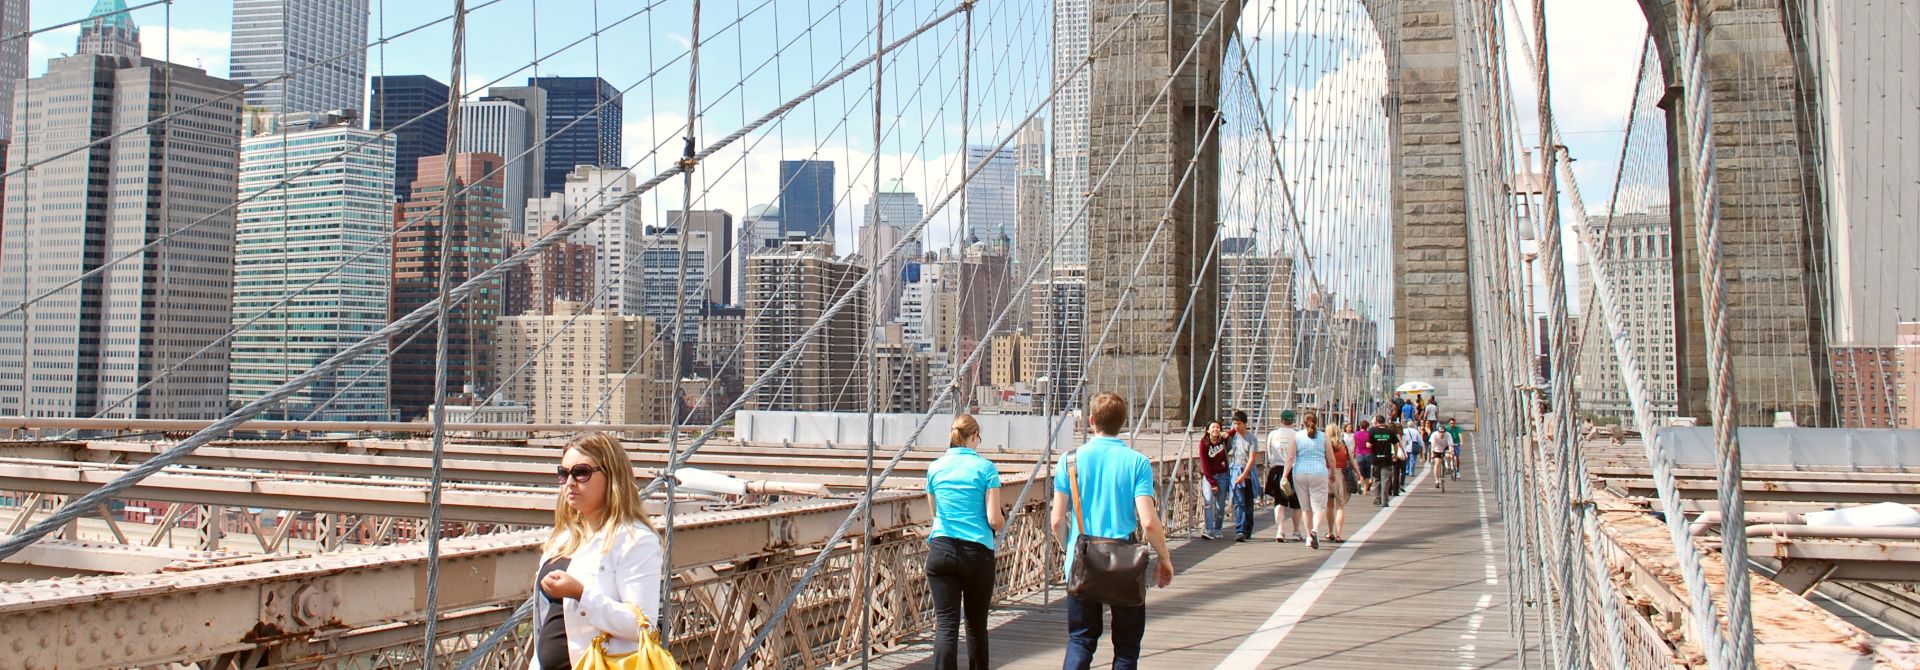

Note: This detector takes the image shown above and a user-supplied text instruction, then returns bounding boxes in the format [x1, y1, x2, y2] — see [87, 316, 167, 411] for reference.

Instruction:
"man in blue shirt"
[1051, 393, 1175, 670]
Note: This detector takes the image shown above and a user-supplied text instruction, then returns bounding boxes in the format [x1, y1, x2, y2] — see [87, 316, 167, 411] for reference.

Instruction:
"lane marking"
[1212, 466, 1432, 670]
[1457, 593, 1493, 668]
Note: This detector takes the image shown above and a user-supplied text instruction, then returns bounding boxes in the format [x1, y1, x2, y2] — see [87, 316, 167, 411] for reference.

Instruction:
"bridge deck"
[874, 459, 1528, 669]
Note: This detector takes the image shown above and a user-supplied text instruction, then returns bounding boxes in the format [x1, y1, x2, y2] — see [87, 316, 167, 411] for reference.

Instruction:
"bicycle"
[1433, 448, 1457, 491]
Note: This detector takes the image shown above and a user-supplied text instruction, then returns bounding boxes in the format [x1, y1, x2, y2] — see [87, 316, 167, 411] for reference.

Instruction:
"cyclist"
[1429, 423, 1456, 488]
[1445, 418, 1464, 480]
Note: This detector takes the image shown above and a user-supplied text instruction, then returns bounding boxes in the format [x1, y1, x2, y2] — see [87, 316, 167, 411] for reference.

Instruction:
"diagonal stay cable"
[0, 0, 973, 563]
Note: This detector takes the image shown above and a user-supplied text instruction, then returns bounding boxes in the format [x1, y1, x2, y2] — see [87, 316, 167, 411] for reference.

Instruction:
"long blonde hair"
[543, 433, 655, 558]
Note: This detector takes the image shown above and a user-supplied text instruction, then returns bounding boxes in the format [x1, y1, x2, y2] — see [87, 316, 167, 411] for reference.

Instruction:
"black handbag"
[1064, 452, 1151, 607]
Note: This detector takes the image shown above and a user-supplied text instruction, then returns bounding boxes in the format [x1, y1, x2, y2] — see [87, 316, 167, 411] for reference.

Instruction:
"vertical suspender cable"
[1673, 0, 1755, 664]
[859, 0, 884, 664]
[420, 0, 468, 663]
[662, 0, 704, 638]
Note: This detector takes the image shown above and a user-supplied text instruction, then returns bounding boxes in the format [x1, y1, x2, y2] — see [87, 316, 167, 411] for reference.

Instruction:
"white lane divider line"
[1475, 473, 1497, 585]
[1212, 467, 1431, 670]
[1457, 593, 1494, 669]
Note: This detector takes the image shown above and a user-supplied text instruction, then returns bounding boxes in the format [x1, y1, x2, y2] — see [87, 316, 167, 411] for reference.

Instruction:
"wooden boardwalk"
[873, 457, 1527, 669]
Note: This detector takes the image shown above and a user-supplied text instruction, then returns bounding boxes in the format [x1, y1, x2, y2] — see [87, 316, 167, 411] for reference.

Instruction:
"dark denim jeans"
[1062, 594, 1145, 670]
[1232, 475, 1259, 539]
[926, 536, 996, 670]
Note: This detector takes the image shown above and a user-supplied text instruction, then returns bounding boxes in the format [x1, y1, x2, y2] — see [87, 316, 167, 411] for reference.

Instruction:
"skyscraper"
[637, 225, 711, 344]
[229, 0, 371, 115]
[0, 5, 244, 419]
[868, 179, 924, 256]
[231, 113, 395, 421]
[485, 85, 549, 196]
[369, 75, 449, 201]
[1218, 247, 1296, 427]
[777, 160, 835, 241]
[0, 0, 27, 139]
[743, 239, 868, 411]
[668, 210, 736, 306]
[1051, 0, 1091, 266]
[389, 153, 508, 420]
[1028, 267, 1087, 404]
[530, 77, 622, 191]
[525, 166, 646, 315]
[1574, 208, 1680, 423]
[493, 300, 668, 425]
[736, 204, 783, 305]
[503, 218, 596, 317]
[459, 96, 532, 232]
[1014, 121, 1050, 328]
[963, 145, 1016, 243]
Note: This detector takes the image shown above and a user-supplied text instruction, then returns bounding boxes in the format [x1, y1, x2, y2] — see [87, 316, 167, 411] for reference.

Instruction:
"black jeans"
[926, 536, 996, 670]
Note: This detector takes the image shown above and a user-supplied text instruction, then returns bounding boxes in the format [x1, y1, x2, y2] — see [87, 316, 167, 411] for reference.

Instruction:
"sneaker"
[1200, 531, 1219, 540]
[1235, 534, 1248, 543]
[1309, 532, 1320, 549]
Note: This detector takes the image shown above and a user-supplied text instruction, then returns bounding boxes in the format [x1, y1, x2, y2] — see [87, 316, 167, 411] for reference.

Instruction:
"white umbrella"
[1395, 381, 1435, 396]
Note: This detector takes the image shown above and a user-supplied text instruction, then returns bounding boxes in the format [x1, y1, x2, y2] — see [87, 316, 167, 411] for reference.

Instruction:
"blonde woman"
[532, 433, 664, 670]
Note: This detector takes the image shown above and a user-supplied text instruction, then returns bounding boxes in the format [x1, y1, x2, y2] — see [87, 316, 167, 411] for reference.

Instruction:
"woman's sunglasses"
[556, 464, 601, 484]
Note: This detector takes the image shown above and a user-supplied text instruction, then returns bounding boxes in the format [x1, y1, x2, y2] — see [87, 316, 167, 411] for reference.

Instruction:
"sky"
[26, 0, 1654, 316]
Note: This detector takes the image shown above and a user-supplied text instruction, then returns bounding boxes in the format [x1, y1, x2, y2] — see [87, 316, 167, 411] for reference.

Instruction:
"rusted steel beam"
[1590, 465, 1920, 485]
[1590, 488, 1920, 668]
[0, 540, 211, 577]
[0, 416, 696, 435]
[1599, 476, 1920, 505]
[73, 439, 951, 483]
[0, 457, 557, 525]
[0, 492, 952, 668]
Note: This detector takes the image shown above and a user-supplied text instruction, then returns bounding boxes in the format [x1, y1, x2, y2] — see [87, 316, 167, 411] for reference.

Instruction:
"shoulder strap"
[1066, 451, 1086, 532]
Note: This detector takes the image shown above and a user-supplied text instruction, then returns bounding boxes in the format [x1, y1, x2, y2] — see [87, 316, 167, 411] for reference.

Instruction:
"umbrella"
[1395, 381, 1435, 396]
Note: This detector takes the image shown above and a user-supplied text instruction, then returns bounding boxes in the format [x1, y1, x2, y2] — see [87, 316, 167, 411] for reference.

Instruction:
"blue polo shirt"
[1053, 436, 1156, 571]
[928, 446, 1003, 549]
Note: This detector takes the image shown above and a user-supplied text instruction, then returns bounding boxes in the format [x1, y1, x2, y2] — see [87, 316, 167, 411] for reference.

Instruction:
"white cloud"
[144, 27, 231, 76]
[28, 25, 231, 77]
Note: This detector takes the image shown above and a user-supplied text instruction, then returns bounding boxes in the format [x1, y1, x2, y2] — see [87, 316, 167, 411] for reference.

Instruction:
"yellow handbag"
[573, 604, 681, 670]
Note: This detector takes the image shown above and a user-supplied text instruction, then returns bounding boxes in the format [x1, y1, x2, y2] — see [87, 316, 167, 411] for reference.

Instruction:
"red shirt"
[1198, 435, 1230, 477]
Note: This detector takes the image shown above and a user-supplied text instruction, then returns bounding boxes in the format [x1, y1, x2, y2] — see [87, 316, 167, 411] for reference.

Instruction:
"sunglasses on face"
[556, 464, 601, 484]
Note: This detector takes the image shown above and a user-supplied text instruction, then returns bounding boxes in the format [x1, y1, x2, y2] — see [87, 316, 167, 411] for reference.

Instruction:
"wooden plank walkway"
[873, 456, 1528, 669]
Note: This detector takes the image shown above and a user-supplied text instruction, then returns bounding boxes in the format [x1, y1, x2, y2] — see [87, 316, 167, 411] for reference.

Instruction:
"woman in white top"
[532, 433, 665, 670]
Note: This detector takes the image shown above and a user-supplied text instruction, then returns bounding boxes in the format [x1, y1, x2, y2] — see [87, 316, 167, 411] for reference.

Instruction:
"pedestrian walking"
[1327, 421, 1354, 541]
[1286, 413, 1331, 549]
[1197, 421, 1231, 540]
[925, 415, 1006, 670]
[1265, 411, 1303, 542]
[1052, 393, 1176, 670]
[1368, 418, 1400, 505]
[1227, 410, 1263, 542]
[1351, 418, 1373, 495]
[1401, 420, 1426, 484]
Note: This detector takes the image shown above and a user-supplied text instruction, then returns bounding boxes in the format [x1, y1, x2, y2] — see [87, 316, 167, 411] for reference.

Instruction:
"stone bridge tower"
[1083, 0, 1241, 423]
[1638, 0, 1833, 426]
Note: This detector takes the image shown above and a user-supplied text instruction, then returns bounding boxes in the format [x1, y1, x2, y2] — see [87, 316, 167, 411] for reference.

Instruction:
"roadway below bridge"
[875, 455, 1527, 669]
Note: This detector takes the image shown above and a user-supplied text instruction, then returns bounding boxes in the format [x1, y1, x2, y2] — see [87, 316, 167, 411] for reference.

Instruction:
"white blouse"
[530, 520, 664, 669]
